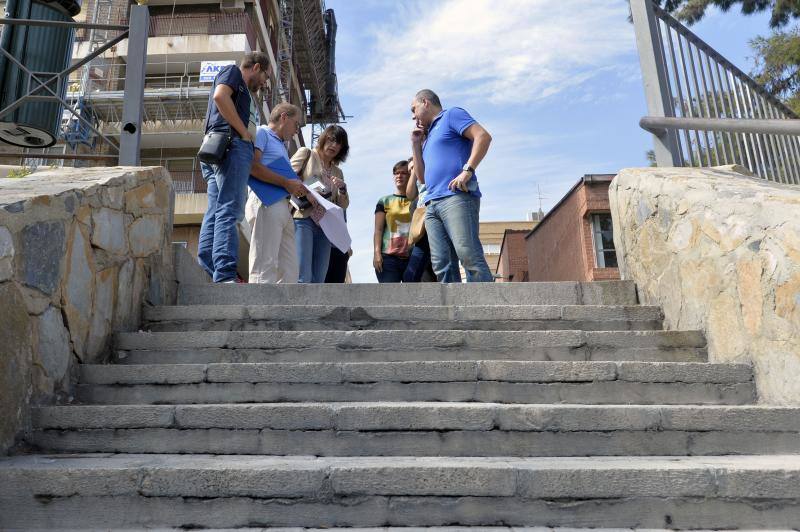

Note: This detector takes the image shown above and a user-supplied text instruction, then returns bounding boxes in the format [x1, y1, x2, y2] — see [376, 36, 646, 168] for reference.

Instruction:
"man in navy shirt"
[410, 89, 494, 282]
[198, 52, 270, 283]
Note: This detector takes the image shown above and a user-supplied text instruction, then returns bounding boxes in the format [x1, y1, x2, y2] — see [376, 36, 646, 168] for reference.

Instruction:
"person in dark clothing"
[325, 246, 351, 283]
[197, 52, 270, 283]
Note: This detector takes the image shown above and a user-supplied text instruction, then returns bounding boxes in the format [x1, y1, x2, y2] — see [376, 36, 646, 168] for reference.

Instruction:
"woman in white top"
[289, 125, 350, 283]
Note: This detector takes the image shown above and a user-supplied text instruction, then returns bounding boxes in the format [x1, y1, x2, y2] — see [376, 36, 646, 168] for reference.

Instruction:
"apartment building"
[53, 0, 343, 276]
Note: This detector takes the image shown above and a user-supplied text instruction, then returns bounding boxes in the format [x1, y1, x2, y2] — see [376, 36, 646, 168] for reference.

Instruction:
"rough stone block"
[175, 404, 334, 429]
[62, 222, 95, 359]
[334, 404, 495, 431]
[0, 225, 14, 281]
[85, 267, 116, 361]
[609, 166, 800, 403]
[21, 220, 65, 295]
[124, 182, 157, 216]
[33, 405, 175, 429]
[331, 462, 517, 496]
[91, 208, 126, 254]
[81, 364, 207, 384]
[34, 306, 71, 383]
[340, 361, 478, 383]
[478, 361, 617, 382]
[0, 283, 32, 453]
[616, 361, 753, 383]
[495, 405, 661, 431]
[206, 362, 342, 383]
[128, 215, 163, 257]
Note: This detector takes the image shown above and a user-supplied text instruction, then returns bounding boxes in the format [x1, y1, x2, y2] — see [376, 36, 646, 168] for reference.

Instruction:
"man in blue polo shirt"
[198, 52, 270, 283]
[245, 103, 310, 283]
[410, 89, 494, 282]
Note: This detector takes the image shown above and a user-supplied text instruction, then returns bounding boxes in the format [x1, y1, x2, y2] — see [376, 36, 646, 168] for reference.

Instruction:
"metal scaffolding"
[46, 0, 344, 167]
[277, 0, 294, 104]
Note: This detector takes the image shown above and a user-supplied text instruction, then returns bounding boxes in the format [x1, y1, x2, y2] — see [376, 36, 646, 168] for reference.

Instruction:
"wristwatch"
[462, 164, 475, 174]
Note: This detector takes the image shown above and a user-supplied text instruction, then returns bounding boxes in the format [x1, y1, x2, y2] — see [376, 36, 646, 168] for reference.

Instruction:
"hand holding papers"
[305, 187, 351, 253]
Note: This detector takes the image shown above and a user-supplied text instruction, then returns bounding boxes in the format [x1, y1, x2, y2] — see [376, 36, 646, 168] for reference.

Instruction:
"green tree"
[751, 28, 800, 114]
[655, 0, 799, 29]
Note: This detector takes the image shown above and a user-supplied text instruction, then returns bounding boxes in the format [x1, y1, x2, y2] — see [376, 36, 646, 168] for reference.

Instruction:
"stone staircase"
[2, 281, 800, 530]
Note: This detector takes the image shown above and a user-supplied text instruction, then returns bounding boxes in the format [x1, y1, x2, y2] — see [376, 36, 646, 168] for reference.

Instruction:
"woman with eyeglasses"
[290, 125, 350, 283]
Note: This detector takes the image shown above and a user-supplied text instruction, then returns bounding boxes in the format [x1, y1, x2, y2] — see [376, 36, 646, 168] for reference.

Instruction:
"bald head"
[414, 89, 441, 108]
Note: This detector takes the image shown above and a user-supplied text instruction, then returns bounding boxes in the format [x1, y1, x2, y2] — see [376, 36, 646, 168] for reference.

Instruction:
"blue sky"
[306, 0, 772, 283]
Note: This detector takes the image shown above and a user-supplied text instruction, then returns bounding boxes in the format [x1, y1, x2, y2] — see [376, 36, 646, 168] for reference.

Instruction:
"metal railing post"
[630, 0, 682, 167]
[118, 2, 149, 166]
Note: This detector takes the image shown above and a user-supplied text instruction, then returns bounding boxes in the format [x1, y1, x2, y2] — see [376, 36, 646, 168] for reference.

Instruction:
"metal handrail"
[652, 5, 796, 119]
[641, 116, 800, 136]
[631, 0, 800, 184]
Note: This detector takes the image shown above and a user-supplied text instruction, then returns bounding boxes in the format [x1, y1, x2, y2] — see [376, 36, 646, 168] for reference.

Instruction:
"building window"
[483, 243, 501, 254]
[591, 213, 617, 268]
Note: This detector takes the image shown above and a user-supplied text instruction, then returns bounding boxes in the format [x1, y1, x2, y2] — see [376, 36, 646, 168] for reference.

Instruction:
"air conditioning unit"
[220, 0, 245, 12]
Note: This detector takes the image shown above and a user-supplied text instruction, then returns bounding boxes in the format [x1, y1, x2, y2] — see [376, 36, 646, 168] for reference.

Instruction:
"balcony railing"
[146, 13, 256, 50]
[170, 170, 207, 194]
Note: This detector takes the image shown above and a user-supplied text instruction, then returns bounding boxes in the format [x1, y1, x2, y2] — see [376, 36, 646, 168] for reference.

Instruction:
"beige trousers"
[245, 192, 299, 284]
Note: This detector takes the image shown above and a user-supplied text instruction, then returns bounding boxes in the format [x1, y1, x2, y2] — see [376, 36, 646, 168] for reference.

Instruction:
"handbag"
[409, 202, 426, 245]
[197, 71, 243, 164]
[197, 130, 232, 164]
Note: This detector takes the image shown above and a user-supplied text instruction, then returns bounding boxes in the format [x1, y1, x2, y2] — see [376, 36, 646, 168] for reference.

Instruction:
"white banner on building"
[199, 60, 236, 83]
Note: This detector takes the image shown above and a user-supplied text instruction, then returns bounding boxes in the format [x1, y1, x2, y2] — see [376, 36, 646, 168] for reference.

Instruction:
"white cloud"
[343, 0, 636, 105]
[318, 0, 639, 282]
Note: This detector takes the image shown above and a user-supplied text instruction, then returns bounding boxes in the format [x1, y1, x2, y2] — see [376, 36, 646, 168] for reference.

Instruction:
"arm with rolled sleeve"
[213, 68, 251, 141]
[447, 107, 492, 192]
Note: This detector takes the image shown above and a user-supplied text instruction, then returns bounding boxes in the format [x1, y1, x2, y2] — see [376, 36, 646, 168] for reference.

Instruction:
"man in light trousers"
[410, 89, 494, 282]
[246, 103, 310, 283]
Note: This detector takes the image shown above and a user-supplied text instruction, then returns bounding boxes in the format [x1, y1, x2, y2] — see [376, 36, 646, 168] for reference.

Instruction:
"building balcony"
[170, 170, 207, 195]
[73, 12, 258, 64]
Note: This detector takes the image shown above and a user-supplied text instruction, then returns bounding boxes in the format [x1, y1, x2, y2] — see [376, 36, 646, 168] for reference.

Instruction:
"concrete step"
[114, 330, 708, 364]
[142, 305, 664, 332]
[29, 403, 800, 456]
[7, 529, 784, 532]
[3, 454, 800, 528]
[177, 281, 639, 307]
[76, 361, 755, 405]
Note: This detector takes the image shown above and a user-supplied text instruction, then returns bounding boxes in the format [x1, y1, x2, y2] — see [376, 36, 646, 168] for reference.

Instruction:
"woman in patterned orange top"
[373, 160, 413, 283]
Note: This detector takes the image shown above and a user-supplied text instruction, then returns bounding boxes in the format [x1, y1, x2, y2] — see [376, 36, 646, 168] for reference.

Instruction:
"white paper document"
[306, 188, 352, 253]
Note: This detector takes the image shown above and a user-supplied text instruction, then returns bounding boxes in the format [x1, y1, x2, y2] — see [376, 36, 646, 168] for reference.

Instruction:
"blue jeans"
[402, 234, 451, 282]
[376, 253, 409, 283]
[425, 193, 493, 283]
[197, 138, 253, 282]
[294, 218, 331, 283]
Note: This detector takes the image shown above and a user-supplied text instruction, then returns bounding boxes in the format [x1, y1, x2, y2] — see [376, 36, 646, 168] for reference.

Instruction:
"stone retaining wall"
[609, 166, 800, 404]
[0, 167, 175, 453]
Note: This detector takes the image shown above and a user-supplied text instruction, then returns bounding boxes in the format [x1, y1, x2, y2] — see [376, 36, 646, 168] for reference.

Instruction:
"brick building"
[496, 229, 530, 282]
[524, 174, 619, 282]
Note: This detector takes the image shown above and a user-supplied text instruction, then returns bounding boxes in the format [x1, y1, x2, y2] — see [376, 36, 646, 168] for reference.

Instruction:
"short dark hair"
[268, 102, 300, 124]
[415, 89, 441, 108]
[393, 160, 409, 174]
[241, 52, 270, 73]
[318, 125, 349, 164]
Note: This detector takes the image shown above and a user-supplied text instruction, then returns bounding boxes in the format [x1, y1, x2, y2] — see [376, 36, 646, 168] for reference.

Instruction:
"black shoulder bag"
[197, 77, 239, 164]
